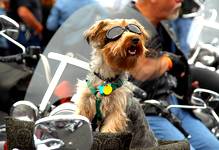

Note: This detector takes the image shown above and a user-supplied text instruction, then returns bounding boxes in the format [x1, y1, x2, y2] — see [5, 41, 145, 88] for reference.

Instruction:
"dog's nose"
[132, 38, 139, 45]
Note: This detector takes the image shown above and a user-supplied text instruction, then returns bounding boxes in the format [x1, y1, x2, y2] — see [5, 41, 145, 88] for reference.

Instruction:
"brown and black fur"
[74, 19, 158, 149]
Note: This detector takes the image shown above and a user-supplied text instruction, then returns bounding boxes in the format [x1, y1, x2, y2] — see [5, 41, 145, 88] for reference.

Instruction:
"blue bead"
[98, 85, 104, 95]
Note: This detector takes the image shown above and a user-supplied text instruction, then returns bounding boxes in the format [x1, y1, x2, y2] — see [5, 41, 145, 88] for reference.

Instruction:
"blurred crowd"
[1, 0, 53, 54]
[0, 0, 132, 55]
[0, 0, 200, 57]
[0, 0, 109, 55]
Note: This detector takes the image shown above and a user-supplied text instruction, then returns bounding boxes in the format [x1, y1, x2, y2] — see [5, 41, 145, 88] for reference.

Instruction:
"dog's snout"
[132, 38, 139, 45]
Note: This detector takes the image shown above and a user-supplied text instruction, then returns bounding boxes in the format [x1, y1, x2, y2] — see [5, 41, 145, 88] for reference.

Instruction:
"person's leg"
[146, 116, 195, 150]
[179, 109, 219, 150]
[168, 96, 219, 150]
[146, 116, 185, 140]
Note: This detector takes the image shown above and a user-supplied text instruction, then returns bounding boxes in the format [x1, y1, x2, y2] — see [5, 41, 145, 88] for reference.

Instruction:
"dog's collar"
[86, 79, 123, 96]
[94, 72, 120, 82]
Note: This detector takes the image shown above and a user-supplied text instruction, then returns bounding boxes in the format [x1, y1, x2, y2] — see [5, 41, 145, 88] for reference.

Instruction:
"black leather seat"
[5, 117, 190, 150]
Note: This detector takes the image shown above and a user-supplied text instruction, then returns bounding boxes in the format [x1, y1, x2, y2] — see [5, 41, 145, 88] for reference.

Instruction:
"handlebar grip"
[133, 86, 147, 101]
[0, 54, 23, 63]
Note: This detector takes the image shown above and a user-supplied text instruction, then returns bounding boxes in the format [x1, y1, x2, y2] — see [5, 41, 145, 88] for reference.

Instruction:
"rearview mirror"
[0, 15, 26, 53]
[0, 15, 19, 31]
[10, 100, 39, 122]
[0, 15, 19, 39]
[34, 114, 93, 150]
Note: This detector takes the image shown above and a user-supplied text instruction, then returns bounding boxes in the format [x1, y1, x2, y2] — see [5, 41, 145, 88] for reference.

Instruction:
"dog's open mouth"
[128, 45, 138, 56]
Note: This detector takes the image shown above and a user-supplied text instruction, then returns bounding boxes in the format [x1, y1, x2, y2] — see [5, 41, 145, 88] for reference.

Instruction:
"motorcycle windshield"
[24, 2, 153, 110]
[24, 3, 110, 107]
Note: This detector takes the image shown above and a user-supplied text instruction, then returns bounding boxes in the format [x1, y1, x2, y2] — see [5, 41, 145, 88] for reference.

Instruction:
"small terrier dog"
[74, 18, 157, 148]
[75, 18, 148, 131]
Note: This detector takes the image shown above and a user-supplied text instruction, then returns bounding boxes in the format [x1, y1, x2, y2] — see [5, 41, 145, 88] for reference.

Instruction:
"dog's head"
[84, 19, 149, 71]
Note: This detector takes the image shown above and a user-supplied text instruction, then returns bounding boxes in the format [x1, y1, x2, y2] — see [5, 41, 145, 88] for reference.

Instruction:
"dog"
[74, 18, 158, 148]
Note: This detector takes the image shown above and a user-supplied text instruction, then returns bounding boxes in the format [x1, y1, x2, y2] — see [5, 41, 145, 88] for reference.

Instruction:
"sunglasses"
[106, 24, 142, 42]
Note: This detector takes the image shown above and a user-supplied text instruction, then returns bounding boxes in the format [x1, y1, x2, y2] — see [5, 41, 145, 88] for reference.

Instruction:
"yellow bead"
[103, 84, 113, 95]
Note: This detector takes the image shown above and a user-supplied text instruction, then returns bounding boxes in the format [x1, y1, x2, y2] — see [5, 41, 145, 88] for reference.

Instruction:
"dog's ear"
[84, 20, 108, 47]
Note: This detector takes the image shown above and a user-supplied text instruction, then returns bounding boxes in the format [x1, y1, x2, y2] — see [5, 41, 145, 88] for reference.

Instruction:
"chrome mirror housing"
[34, 114, 92, 150]
[0, 15, 19, 31]
[49, 102, 77, 116]
[10, 100, 39, 122]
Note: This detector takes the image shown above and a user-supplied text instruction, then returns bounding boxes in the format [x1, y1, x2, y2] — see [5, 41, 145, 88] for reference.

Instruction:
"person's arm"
[17, 6, 43, 34]
[129, 54, 171, 81]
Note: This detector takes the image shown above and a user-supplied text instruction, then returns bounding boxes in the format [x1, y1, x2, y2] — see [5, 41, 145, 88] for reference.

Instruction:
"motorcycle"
[188, 0, 219, 72]
[1, 3, 200, 150]
[0, 15, 42, 114]
[184, 0, 219, 138]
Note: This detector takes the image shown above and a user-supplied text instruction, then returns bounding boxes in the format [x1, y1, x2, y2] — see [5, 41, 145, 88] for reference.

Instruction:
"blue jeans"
[146, 96, 219, 150]
[171, 18, 193, 58]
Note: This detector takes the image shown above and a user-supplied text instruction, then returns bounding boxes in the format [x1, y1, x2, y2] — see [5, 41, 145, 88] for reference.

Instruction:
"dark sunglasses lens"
[127, 24, 141, 34]
[106, 26, 124, 40]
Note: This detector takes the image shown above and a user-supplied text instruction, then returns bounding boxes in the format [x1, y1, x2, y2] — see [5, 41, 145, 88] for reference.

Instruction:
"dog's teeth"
[128, 49, 136, 55]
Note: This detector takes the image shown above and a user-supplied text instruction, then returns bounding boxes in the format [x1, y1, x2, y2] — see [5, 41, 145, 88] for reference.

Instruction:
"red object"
[54, 80, 74, 104]
[192, 81, 199, 89]
[4, 141, 8, 150]
[54, 80, 74, 98]
[59, 97, 71, 104]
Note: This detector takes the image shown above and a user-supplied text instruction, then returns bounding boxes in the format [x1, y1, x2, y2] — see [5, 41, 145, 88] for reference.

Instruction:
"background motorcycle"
[188, 0, 219, 72]
[0, 15, 43, 148]
[0, 15, 94, 150]
[0, 15, 42, 115]
[185, 0, 219, 138]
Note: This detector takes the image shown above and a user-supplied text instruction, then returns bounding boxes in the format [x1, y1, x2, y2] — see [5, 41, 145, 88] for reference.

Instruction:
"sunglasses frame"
[105, 24, 142, 43]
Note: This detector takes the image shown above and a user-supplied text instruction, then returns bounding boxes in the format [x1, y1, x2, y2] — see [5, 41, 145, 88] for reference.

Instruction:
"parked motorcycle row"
[1, 0, 219, 149]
